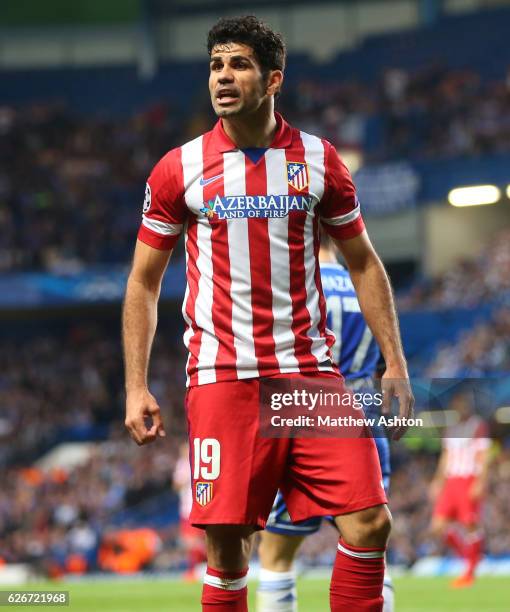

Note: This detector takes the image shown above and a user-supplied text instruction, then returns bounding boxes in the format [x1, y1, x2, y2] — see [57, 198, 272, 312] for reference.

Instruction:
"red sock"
[330, 538, 385, 612]
[202, 566, 248, 610]
[465, 532, 483, 578]
[444, 527, 466, 558]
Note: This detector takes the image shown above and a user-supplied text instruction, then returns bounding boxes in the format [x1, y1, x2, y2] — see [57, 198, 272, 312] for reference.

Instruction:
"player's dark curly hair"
[207, 15, 286, 78]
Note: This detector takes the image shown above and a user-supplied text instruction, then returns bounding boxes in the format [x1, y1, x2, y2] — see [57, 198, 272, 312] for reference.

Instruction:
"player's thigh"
[186, 380, 289, 528]
[259, 530, 306, 571]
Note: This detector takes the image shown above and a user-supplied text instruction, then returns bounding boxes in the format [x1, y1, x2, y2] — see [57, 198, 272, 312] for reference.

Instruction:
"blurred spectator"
[0, 322, 186, 467]
[427, 307, 510, 377]
[0, 102, 184, 272]
[400, 228, 510, 310]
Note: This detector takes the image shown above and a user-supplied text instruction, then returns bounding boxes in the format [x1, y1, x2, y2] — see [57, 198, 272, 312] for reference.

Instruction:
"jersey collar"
[211, 112, 293, 152]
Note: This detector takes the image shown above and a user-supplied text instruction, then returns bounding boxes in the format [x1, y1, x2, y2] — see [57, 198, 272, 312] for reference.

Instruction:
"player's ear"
[266, 70, 284, 97]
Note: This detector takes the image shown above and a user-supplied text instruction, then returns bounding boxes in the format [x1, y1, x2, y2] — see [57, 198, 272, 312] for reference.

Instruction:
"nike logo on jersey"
[200, 174, 223, 186]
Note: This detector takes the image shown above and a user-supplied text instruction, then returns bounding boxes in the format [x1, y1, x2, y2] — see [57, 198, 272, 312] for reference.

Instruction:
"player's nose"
[217, 65, 234, 83]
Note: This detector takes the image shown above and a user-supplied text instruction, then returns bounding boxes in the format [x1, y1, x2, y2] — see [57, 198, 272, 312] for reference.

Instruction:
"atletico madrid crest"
[196, 481, 213, 506]
[286, 162, 309, 192]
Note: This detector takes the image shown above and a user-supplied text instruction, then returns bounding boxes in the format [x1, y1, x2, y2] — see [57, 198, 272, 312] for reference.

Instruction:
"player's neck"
[221, 103, 277, 149]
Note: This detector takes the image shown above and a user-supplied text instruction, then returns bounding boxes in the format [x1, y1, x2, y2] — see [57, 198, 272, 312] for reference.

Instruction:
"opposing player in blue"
[257, 234, 394, 612]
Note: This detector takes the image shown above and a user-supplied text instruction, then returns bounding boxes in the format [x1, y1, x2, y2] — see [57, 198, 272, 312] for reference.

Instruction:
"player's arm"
[124, 149, 186, 445]
[333, 231, 414, 439]
[429, 447, 448, 501]
[333, 230, 405, 374]
[318, 141, 412, 439]
[123, 240, 172, 445]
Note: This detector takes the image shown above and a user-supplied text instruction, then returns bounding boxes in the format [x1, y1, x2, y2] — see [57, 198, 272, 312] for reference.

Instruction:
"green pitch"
[8, 576, 508, 611]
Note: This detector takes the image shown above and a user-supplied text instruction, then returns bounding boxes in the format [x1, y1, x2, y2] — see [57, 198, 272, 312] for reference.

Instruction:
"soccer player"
[123, 16, 413, 611]
[257, 235, 394, 612]
[429, 391, 491, 588]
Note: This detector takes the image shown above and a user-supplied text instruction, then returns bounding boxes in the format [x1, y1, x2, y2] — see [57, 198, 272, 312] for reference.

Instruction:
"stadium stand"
[399, 227, 510, 310]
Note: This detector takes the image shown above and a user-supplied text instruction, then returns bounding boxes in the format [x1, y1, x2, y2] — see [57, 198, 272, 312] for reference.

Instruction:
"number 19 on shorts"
[193, 438, 220, 480]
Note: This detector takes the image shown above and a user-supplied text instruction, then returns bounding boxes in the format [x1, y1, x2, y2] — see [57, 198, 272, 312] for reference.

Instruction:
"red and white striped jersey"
[443, 415, 490, 478]
[138, 113, 365, 386]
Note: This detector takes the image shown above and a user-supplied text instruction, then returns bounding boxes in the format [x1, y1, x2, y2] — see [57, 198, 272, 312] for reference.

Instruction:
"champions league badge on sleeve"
[287, 162, 309, 192]
[143, 183, 151, 213]
[196, 481, 213, 506]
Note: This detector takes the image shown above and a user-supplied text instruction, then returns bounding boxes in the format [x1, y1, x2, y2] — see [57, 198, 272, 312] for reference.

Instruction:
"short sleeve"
[137, 147, 187, 250]
[319, 141, 365, 241]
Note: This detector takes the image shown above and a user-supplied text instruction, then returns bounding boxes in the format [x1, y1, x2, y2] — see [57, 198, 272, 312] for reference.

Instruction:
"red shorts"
[433, 476, 482, 525]
[186, 375, 387, 529]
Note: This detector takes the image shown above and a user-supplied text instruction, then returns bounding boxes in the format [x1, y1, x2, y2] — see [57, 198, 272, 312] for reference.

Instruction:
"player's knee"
[342, 505, 392, 548]
[363, 505, 392, 545]
[206, 525, 254, 571]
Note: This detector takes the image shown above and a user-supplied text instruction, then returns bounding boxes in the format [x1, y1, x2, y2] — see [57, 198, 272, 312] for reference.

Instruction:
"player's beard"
[214, 104, 242, 118]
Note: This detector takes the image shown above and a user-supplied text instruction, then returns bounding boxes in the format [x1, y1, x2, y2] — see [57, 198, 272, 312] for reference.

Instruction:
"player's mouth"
[216, 88, 240, 106]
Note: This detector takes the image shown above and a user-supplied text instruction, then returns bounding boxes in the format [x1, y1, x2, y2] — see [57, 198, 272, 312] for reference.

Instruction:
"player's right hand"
[428, 479, 441, 502]
[125, 388, 166, 445]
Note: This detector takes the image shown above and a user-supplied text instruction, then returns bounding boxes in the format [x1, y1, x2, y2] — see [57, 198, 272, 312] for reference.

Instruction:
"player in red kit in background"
[123, 16, 413, 611]
[429, 391, 492, 588]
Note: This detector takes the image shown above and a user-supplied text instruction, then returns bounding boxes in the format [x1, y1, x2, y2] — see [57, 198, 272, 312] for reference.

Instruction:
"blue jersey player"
[257, 235, 394, 612]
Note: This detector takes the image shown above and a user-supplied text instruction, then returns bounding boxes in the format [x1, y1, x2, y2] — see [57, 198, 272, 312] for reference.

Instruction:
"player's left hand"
[381, 366, 414, 441]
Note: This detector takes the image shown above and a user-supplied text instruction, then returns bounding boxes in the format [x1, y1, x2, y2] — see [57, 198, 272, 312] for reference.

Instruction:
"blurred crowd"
[399, 228, 510, 310]
[0, 431, 187, 574]
[0, 320, 189, 574]
[0, 102, 185, 272]
[284, 65, 510, 161]
[426, 306, 510, 377]
[0, 321, 186, 468]
[1, 63, 510, 272]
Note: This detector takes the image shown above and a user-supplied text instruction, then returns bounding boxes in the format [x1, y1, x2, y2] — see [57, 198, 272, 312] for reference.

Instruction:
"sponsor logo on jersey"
[287, 162, 309, 191]
[200, 194, 313, 220]
[196, 481, 213, 506]
[143, 183, 151, 213]
[200, 174, 223, 187]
